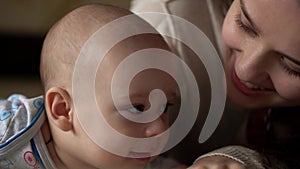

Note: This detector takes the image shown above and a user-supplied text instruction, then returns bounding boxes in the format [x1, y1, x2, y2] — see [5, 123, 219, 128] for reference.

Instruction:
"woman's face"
[222, 0, 300, 108]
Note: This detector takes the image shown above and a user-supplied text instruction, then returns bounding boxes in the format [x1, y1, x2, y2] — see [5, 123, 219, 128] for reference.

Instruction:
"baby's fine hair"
[39, 4, 131, 92]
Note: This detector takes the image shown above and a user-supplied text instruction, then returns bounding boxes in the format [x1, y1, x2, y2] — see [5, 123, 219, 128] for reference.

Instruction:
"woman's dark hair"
[221, 0, 234, 16]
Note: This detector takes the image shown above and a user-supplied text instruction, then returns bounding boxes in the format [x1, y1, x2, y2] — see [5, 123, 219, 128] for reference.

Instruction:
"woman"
[222, 0, 300, 108]
[130, 0, 300, 168]
[222, 1, 300, 168]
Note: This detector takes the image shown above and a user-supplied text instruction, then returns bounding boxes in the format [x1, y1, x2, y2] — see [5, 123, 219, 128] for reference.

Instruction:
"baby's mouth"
[128, 151, 152, 158]
[128, 151, 152, 162]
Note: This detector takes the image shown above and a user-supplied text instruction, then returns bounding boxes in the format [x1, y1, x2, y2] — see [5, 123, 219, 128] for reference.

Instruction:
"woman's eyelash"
[280, 57, 300, 78]
[235, 14, 257, 37]
[235, 14, 249, 31]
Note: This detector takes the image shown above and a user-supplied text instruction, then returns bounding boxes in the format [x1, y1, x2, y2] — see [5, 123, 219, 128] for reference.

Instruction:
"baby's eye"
[160, 104, 166, 113]
[161, 103, 173, 113]
[128, 105, 145, 114]
[128, 103, 172, 114]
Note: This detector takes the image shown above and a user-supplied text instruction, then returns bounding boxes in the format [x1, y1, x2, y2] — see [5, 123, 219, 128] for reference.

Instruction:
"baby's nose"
[144, 117, 168, 138]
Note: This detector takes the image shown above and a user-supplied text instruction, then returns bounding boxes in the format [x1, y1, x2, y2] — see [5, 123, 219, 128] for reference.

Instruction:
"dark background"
[0, 0, 131, 97]
[0, 33, 44, 76]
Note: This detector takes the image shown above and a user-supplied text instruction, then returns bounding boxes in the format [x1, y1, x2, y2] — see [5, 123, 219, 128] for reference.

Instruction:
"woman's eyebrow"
[240, 0, 260, 33]
[278, 51, 300, 66]
[240, 0, 300, 66]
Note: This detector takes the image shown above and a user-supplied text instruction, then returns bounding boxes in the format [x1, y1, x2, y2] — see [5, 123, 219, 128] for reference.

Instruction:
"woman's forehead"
[244, 0, 300, 53]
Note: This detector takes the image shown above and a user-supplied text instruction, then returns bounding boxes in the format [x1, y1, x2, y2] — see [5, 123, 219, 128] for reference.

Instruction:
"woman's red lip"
[231, 69, 270, 96]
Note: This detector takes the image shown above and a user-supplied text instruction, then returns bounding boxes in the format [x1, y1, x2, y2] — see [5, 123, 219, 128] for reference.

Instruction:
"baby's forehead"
[92, 34, 172, 80]
[95, 33, 168, 63]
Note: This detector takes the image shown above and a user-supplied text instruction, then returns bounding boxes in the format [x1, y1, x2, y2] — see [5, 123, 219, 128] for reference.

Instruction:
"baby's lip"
[127, 137, 168, 158]
[128, 151, 153, 163]
[128, 151, 152, 158]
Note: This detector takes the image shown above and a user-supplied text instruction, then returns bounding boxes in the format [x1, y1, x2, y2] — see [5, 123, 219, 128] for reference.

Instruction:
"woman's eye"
[280, 57, 300, 78]
[235, 13, 257, 37]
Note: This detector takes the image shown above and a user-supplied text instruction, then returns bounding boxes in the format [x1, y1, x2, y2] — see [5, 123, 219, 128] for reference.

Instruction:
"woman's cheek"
[222, 1, 244, 52]
[273, 75, 300, 103]
[222, 17, 243, 51]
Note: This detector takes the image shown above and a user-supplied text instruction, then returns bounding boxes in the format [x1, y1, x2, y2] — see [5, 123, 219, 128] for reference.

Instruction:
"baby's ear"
[45, 87, 73, 131]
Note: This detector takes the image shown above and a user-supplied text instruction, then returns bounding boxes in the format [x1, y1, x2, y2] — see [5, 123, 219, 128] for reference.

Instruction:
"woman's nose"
[235, 43, 273, 85]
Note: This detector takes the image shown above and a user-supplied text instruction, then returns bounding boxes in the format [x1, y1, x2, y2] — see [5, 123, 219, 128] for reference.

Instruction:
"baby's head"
[40, 3, 132, 92]
[40, 3, 179, 169]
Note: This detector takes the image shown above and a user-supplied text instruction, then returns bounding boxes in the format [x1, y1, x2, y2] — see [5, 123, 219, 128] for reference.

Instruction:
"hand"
[187, 156, 247, 169]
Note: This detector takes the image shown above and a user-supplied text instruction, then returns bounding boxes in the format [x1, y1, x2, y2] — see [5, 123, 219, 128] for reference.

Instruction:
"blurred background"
[0, 0, 131, 98]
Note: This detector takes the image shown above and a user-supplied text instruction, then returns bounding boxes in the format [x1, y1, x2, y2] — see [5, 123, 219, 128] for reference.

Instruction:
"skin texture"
[40, 4, 181, 169]
[222, 0, 300, 109]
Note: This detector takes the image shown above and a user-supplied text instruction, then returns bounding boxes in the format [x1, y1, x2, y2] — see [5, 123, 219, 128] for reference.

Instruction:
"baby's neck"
[41, 120, 66, 169]
[41, 120, 52, 145]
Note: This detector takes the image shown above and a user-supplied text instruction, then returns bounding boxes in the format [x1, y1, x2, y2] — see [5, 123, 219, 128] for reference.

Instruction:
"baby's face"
[76, 34, 180, 169]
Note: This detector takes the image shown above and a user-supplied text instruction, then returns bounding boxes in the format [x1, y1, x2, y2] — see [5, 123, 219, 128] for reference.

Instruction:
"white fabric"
[130, 0, 223, 53]
[195, 145, 265, 169]
[0, 94, 56, 169]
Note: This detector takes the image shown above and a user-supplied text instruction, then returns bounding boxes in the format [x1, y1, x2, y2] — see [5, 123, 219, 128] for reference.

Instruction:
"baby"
[0, 3, 185, 169]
